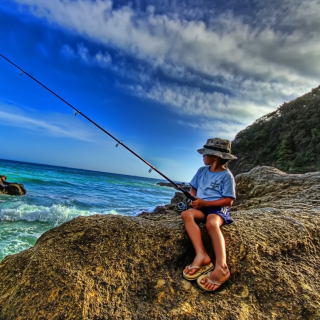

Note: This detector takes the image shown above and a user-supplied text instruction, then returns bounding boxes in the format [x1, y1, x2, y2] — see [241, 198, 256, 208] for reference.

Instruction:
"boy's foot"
[182, 262, 214, 281]
[198, 265, 230, 292]
[183, 253, 211, 275]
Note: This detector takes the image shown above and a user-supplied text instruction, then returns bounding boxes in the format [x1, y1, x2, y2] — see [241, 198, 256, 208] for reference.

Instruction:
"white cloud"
[95, 51, 112, 67]
[60, 44, 75, 59]
[12, 0, 320, 136]
[178, 120, 246, 141]
[60, 43, 112, 67]
[15, 0, 320, 81]
[0, 103, 95, 141]
[118, 80, 285, 124]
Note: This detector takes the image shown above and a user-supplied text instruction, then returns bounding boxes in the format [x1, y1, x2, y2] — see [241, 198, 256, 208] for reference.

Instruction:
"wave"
[0, 203, 120, 225]
[21, 177, 82, 187]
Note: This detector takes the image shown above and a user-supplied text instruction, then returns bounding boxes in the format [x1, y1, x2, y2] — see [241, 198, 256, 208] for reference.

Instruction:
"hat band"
[203, 145, 230, 153]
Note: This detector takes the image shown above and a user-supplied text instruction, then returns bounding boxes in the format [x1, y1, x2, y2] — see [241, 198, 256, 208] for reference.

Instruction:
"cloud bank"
[13, 0, 320, 138]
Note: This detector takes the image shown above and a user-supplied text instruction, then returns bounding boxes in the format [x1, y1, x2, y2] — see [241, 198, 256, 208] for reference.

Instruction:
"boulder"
[0, 167, 320, 319]
[0, 174, 26, 196]
[234, 166, 320, 210]
[0, 175, 7, 184]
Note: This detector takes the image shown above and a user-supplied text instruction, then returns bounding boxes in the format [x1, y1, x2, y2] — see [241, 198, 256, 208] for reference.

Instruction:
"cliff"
[0, 167, 320, 319]
[229, 86, 320, 176]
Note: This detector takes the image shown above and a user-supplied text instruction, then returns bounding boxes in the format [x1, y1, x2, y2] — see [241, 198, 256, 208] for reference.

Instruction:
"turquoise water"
[0, 159, 176, 262]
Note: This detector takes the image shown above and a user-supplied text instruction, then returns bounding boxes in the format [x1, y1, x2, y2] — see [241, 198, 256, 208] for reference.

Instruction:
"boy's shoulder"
[195, 167, 235, 179]
[224, 168, 235, 177]
[197, 166, 209, 174]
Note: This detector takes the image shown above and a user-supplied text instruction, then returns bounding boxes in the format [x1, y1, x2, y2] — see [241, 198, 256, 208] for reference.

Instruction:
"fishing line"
[0, 53, 195, 201]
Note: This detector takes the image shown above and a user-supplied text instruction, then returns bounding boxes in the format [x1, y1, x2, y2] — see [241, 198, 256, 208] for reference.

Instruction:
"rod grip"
[182, 190, 196, 201]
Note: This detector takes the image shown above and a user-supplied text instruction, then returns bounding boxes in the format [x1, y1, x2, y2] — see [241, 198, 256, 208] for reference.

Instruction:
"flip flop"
[182, 262, 214, 281]
[197, 271, 230, 292]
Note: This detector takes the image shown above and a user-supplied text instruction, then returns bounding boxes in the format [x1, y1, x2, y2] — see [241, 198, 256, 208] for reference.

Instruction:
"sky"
[0, 0, 319, 182]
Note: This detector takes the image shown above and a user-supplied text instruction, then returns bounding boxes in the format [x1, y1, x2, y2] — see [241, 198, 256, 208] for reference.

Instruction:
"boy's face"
[203, 154, 219, 165]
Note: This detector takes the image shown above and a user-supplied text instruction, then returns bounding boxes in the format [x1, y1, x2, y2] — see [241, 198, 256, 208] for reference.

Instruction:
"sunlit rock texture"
[0, 167, 319, 319]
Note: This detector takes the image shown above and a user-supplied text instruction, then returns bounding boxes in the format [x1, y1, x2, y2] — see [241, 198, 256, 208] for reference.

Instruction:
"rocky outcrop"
[157, 181, 191, 191]
[234, 166, 320, 210]
[0, 175, 27, 196]
[0, 167, 320, 319]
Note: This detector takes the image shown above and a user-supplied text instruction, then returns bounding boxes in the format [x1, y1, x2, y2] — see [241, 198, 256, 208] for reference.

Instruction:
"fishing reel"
[176, 195, 191, 212]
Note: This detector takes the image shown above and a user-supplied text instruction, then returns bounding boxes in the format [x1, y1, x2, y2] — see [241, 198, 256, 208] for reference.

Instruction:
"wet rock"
[0, 175, 7, 183]
[0, 175, 26, 196]
[0, 167, 320, 319]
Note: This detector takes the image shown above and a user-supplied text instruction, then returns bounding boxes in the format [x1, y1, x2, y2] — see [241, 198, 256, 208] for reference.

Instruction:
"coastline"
[1, 166, 320, 319]
[0, 159, 176, 262]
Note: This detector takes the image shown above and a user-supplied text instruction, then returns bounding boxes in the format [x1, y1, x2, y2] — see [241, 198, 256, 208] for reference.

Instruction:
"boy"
[181, 138, 237, 292]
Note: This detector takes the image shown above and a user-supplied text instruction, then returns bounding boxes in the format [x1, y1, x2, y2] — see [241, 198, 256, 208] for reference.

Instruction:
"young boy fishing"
[181, 138, 237, 292]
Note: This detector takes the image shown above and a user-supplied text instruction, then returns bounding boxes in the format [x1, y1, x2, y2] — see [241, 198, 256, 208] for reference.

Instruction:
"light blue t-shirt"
[189, 166, 236, 201]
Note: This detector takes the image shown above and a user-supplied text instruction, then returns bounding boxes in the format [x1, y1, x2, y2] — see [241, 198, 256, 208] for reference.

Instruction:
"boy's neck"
[209, 162, 226, 172]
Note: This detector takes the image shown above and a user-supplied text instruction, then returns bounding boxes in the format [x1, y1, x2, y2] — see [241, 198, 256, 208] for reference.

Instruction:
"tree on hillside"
[229, 86, 320, 175]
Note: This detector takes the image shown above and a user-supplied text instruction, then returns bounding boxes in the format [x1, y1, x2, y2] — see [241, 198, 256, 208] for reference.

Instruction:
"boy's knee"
[206, 219, 220, 230]
[181, 210, 192, 221]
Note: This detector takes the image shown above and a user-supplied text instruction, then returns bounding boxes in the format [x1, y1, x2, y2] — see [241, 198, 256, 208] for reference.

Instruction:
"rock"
[234, 166, 320, 210]
[0, 174, 27, 196]
[157, 182, 191, 191]
[2, 183, 27, 196]
[170, 192, 189, 206]
[0, 167, 320, 319]
[0, 175, 7, 183]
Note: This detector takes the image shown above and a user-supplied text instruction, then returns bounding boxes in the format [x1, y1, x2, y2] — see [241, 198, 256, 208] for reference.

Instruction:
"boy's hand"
[191, 197, 206, 209]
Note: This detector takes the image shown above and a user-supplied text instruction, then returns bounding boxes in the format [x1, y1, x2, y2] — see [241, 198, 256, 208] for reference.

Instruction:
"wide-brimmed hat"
[197, 138, 237, 160]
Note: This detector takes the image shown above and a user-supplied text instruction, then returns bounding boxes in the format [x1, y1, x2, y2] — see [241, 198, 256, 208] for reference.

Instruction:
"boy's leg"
[201, 214, 230, 290]
[181, 209, 211, 275]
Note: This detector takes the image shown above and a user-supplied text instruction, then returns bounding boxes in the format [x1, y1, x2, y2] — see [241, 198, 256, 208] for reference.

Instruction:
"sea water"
[0, 159, 177, 262]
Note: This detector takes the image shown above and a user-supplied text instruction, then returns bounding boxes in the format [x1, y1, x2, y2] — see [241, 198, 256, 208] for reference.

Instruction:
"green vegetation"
[229, 86, 320, 175]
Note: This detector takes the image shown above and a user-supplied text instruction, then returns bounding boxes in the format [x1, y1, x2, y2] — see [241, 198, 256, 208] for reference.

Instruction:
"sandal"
[182, 262, 214, 281]
[197, 271, 230, 292]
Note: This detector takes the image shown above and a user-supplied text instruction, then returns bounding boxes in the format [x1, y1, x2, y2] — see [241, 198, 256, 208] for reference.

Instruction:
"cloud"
[60, 43, 112, 67]
[0, 102, 95, 141]
[60, 44, 75, 59]
[12, 0, 320, 136]
[178, 120, 246, 141]
[117, 80, 284, 123]
[15, 0, 320, 80]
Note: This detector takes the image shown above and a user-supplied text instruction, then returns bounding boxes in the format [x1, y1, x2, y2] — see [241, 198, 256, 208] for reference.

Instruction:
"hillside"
[229, 86, 320, 175]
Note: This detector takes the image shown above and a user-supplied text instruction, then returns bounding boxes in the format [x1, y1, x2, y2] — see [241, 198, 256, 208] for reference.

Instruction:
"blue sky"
[0, 0, 319, 181]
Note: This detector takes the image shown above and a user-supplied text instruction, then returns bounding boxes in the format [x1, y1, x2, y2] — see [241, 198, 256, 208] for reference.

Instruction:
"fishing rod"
[0, 53, 196, 202]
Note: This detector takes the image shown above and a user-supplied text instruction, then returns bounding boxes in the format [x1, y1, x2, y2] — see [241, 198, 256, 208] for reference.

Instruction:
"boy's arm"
[190, 186, 197, 198]
[191, 197, 234, 209]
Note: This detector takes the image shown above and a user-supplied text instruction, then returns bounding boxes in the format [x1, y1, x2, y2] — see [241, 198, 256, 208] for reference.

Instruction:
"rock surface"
[234, 166, 320, 210]
[0, 167, 320, 319]
[0, 175, 26, 196]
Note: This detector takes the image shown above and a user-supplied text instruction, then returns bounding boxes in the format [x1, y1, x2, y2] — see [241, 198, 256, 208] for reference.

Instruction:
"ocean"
[0, 159, 177, 262]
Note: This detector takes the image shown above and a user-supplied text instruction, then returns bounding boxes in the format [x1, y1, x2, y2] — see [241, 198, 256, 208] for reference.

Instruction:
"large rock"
[234, 166, 320, 210]
[0, 175, 26, 196]
[0, 167, 320, 319]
